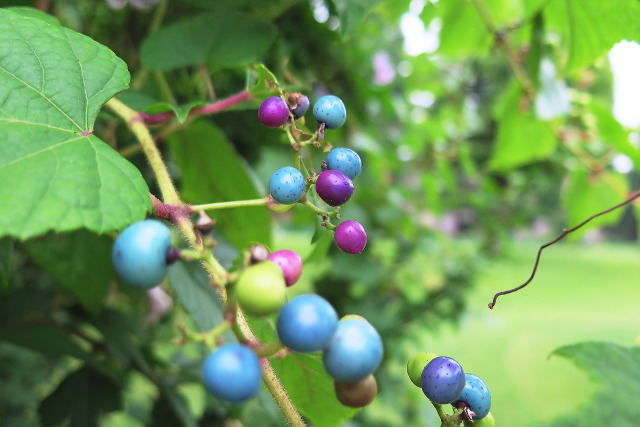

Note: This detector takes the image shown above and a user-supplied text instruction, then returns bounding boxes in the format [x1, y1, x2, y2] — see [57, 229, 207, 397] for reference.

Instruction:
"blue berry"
[277, 294, 338, 352]
[421, 356, 465, 404]
[202, 343, 261, 403]
[313, 95, 347, 129]
[112, 220, 171, 289]
[323, 318, 383, 382]
[269, 167, 305, 204]
[326, 148, 362, 179]
[454, 373, 491, 420]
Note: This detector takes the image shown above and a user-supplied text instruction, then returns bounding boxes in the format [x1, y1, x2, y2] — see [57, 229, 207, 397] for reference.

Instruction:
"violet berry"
[267, 249, 303, 287]
[334, 220, 367, 254]
[259, 96, 290, 128]
[291, 95, 310, 119]
[315, 170, 354, 207]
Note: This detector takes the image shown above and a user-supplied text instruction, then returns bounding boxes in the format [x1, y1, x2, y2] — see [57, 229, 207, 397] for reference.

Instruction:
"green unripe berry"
[407, 352, 437, 387]
[464, 411, 495, 426]
[235, 261, 287, 316]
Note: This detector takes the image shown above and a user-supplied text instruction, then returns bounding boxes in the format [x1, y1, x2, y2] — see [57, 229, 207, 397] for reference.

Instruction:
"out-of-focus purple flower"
[145, 286, 173, 324]
[106, 0, 160, 10]
[373, 51, 395, 86]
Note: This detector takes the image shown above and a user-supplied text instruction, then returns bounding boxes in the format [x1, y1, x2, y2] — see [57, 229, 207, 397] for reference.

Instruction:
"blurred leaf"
[151, 391, 197, 427]
[140, 12, 277, 71]
[23, 230, 115, 314]
[0, 289, 52, 324]
[0, 9, 149, 240]
[0, 238, 13, 287]
[167, 261, 224, 331]
[38, 365, 122, 427]
[526, 13, 544, 89]
[332, 0, 385, 39]
[167, 120, 271, 251]
[489, 86, 557, 171]
[269, 352, 359, 427]
[248, 63, 283, 102]
[549, 342, 640, 426]
[562, 168, 628, 240]
[0, 324, 90, 361]
[92, 309, 146, 367]
[305, 231, 333, 263]
[437, 0, 491, 58]
[6, 6, 61, 25]
[591, 102, 640, 168]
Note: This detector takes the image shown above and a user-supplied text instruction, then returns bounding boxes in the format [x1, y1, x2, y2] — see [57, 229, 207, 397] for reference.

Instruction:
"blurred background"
[1, 0, 639, 426]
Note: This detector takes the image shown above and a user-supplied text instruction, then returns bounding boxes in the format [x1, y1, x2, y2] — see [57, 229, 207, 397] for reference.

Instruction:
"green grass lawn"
[414, 241, 640, 426]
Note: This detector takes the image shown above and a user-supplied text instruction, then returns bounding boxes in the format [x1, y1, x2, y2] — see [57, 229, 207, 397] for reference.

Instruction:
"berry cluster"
[261, 94, 367, 255]
[407, 352, 493, 426]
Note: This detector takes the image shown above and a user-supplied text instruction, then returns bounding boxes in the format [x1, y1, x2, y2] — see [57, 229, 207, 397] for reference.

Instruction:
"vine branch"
[489, 191, 640, 309]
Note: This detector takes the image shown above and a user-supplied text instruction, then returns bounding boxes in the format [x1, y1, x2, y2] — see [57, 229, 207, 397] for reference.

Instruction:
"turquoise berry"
[277, 294, 338, 352]
[454, 373, 491, 420]
[313, 95, 347, 129]
[202, 343, 261, 403]
[326, 148, 362, 179]
[269, 167, 305, 204]
[112, 220, 171, 289]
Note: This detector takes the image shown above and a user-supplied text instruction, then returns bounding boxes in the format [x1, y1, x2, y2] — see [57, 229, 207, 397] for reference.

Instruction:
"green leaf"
[22, 230, 115, 314]
[270, 353, 359, 427]
[0, 324, 90, 361]
[526, 13, 544, 89]
[562, 168, 628, 240]
[331, 0, 385, 39]
[489, 84, 557, 171]
[38, 365, 122, 427]
[167, 261, 223, 331]
[590, 102, 640, 169]
[0, 288, 52, 324]
[248, 63, 283, 102]
[118, 90, 205, 124]
[153, 379, 198, 427]
[92, 309, 145, 366]
[5, 6, 61, 25]
[0, 237, 13, 287]
[545, 0, 640, 73]
[140, 12, 277, 71]
[549, 342, 640, 426]
[305, 231, 333, 263]
[167, 120, 272, 251]
[437, 0, 491, 58]
[0, 9, 150, 239]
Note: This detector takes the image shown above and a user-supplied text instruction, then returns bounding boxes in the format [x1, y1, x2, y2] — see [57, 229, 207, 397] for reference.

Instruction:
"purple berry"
[259, 96, 290, 128]
[267, 249, 303, 287]
[315, 170, 354, 207]
[291, 95, 310, 119]
[334, 220, 367, 254]
[421, 356, 465, 405]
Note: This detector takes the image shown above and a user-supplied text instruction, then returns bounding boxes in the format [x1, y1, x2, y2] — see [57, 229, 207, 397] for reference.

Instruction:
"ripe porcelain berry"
[258, 96, 290, 127]
[326, 148, 362, 180]
[407, 352, 437, 387]
[421, 356, 465, 404]
[276, 294, 338, 352]
[112, 220, 171, 289]
[202, 343, 261, 403]
[267, 249, 303, 287]
[269, 167, 305, 205]
[291, 94, 310, 119]
[334, 220, 367, 254]
[334, 374, 377, 408]
[315, 170, 354, 207]
[313, 95, 347, 129]
[454, 373, 491, 420]
[235, 261, 287, 316]
[322, 318, 383, 382]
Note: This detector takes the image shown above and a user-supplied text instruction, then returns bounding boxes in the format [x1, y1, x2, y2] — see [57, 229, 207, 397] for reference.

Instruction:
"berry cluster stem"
[190, 197, 268, 211]
[106, 96, 305, 427]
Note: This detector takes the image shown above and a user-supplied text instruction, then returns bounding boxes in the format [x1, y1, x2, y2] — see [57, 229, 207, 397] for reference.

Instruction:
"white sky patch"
[609, 41, 640, 128]
[400, 12, 439, 56]
[612, 154, 633, 173]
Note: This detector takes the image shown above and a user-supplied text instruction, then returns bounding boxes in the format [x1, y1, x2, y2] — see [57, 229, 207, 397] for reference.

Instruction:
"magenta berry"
[259, 96, 290, 127]
[334, 220, 367, 254]
[267, 249, 303, 287]
[315, 170, 354, 207]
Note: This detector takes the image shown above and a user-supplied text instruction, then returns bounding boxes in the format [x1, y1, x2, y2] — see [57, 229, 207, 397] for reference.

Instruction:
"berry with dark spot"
[112, 220, 171, 289]
[291, 94, 310, 119]
[421, 356, 465, 404]
[334, 374, 377, 408]
[259, 96, 290, 128]
[269, 167, 305, 205]
[276, 294, 338, 352]
[202, 343, 261, 402]
[267, 249, 303, 287]
[334, 220, 367, 254]
[315, 170, 354, 207]
[326, 147, 362, 179]
[454, 373, 491, 420]
[323, 318, 383, 382]
[313, 95, 347, 129]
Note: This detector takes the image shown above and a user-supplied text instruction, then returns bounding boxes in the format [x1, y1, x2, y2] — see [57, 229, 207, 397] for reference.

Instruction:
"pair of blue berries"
[258, 94, 347, 130]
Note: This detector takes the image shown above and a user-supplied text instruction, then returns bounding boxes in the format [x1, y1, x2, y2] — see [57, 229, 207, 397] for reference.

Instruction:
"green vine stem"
[105, 97, 305, 427]
[255, 340, 285, 358]
[190, 197, 268, 211]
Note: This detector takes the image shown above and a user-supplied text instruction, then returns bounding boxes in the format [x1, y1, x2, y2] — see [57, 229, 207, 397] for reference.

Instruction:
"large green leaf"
[332, 0, 385, 39]
[0, 9, 150, 239]
[38, 365, 123, 427]
[167, 120, 272, 251]
[549, 342, 640, 426]
[140, 12, 277, 71]
[545, 0, 640, 73]
[562, 168, 628, 240]
[22, 230, 115, 314]
[0, 324, 90, 361]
